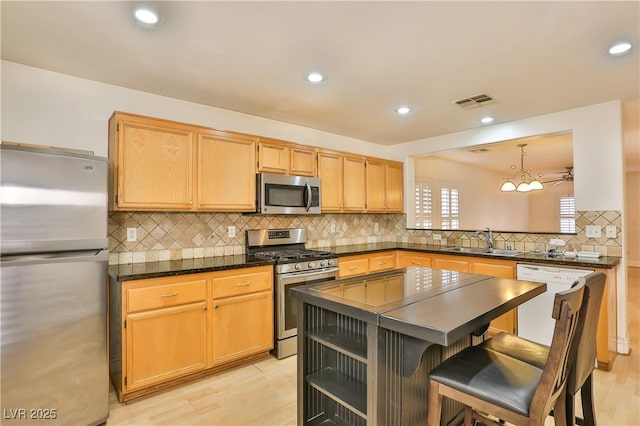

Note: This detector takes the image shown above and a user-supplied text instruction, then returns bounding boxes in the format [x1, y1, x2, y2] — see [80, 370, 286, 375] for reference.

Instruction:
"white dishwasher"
[516, 264, 594, 346]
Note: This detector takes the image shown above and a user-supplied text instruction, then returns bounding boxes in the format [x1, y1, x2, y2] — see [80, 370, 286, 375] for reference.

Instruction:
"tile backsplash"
[108, 210, 622, 265]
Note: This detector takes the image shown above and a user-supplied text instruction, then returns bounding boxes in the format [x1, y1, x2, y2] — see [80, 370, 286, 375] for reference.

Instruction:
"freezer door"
[1, 250, 109, 425]
[1, 145, 108, 254]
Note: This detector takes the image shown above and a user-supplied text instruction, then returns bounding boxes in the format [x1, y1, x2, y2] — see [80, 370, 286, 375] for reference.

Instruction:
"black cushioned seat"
[428, 346, 543, 417]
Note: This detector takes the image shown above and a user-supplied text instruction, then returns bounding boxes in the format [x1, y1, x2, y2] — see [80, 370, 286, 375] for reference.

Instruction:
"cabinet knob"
[189, 200, 193, 205]
[214, 304, 219, 309]
[203, 306, 208, 311]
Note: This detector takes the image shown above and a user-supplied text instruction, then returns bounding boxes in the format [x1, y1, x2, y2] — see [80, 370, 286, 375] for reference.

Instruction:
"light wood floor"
[107, 267, 640, 426]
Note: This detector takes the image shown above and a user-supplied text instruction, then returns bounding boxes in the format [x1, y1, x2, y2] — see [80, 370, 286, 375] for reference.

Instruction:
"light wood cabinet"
[431, 255, 470, 272]
[290, 146, 317, 176]
[368, 252, 397, 273]
[122, 276, 208, 393]
[397, 251, 432, 268]
[317, 151, 344, 212]
[317, 150, 367, 213]
[365, 159, 404, 213]
[210, 266, 273, 366]
[257, 139, 316, 176]
[109, 112, 257, 212]
[338, 254, 370, 278]
[109, 112, 195, 210]
[338, 251, 396, 278]
[343, 155, 367, 211]
[110, 266, 273, 402]
[197, 130, 256, 211]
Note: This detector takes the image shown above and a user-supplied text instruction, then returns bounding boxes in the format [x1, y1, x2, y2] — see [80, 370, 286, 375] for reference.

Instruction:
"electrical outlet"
[126, 227, 137, 242]
[227, 226, 236, 238]
[374, 223, 379, 233]
[585, 225, 601, 238]
[433, 234, 442, 241]
[330, 223, 337, 233]
[606, 225, 617, 238]
[506, 242, 513, 250]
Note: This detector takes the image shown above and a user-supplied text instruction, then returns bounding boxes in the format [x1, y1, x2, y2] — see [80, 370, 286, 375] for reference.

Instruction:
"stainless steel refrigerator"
[1, 144, 109, 425]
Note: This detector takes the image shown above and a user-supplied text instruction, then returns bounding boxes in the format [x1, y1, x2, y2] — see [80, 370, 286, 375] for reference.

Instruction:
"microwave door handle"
[305, 181, 312, 212]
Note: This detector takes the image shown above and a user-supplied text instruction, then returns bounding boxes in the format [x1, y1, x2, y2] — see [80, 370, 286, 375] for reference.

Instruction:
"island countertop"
[291, 267, 546, 346]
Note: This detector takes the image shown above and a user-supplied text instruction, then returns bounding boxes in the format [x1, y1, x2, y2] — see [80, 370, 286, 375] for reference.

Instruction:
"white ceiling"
[2, 1, 639, 158]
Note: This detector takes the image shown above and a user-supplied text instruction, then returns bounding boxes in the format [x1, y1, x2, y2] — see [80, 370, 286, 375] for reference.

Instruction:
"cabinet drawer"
[369, 253, 397, 272]
[339, 258, 369, 278]
[213, 270, 272, 299]
[127, 279, 207, 313]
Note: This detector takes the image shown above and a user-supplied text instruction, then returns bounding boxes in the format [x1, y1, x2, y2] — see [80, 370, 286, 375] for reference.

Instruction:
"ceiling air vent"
[469, 148, 489, 153]
[453, 93, 494, 109]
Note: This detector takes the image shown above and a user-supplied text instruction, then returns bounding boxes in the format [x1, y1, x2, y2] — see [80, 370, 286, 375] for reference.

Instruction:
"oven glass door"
[277, 269, 338, 339]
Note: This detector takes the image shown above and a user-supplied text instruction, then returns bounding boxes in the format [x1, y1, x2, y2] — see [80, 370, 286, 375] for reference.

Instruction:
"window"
[415, 183, 432, 228]
[441, 187, 459, 230]
[560, 196, 576, 233]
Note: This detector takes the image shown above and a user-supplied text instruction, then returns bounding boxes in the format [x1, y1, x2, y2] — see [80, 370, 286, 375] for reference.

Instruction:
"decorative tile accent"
[108, 210, 623, 264]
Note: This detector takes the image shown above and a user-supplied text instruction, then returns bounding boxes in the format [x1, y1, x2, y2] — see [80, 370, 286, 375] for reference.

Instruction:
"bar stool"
[427, 278, 587, 426]
[481, 272, 606, 425]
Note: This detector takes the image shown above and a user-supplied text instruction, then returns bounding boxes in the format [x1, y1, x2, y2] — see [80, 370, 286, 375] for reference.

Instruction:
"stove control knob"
[295, 263, 302, 270]
[320, 260, 328, 267]
[307, 262, 316, 269]
[328, 259, 336, 266]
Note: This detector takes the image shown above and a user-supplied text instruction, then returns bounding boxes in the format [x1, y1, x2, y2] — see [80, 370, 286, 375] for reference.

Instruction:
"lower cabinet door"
[125, 302, 208, 391]
[211, 291, 273, 366]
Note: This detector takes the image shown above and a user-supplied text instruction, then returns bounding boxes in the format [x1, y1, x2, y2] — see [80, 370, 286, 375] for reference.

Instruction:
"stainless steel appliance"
[246, 228, 338, 358]
[256, 172, 321, 215]
[1, 144, 109, 425]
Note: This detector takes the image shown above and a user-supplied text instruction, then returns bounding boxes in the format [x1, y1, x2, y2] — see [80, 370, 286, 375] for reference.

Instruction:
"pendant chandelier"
[500, 144, 544, 192]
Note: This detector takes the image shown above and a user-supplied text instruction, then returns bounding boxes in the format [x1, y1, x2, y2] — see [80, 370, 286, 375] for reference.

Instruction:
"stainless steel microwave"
[256, 173, 321, 214]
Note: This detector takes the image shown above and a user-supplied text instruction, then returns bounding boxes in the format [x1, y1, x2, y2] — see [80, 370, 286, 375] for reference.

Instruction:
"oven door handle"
[277, 268, 339, 285]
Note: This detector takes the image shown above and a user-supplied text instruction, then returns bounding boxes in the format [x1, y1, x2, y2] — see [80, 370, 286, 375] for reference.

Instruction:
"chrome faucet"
[474, 228, 494, 249]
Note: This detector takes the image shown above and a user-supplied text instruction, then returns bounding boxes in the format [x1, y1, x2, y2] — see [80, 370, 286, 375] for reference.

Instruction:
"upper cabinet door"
[197, 131, 256, 211]
[343, 155, 366, 212]
[290, 146, 316, 176]
[112, 114, 194, 210]
[317, 151, 343, 212]
[365, 159, 386, 212]
[257, 139, 289, 174]
[385, 162, 404, 212]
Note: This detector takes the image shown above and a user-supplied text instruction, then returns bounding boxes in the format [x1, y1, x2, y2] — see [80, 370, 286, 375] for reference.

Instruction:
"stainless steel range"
[246, 228, 339, 359]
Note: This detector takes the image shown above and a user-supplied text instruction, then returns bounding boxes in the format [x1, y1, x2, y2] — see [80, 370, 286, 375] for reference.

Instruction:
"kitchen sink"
[441, 247, 525, 257]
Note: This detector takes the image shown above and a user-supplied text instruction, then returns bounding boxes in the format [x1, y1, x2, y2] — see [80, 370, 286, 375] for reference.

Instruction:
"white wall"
[415, 156, 530, 230]
[1, 61, 387, 159]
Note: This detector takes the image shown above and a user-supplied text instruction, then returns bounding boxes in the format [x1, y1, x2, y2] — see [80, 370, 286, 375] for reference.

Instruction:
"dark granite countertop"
[108, 255, 274, 282]
[329, 242, 620, 269]
[109, 241, 620, 282]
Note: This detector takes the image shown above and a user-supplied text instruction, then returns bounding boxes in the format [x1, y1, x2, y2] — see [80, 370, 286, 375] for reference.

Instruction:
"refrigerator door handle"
[1, 249, 109, 266]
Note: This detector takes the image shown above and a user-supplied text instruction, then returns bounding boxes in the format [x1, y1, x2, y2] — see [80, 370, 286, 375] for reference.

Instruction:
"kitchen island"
[291, 267, 546, 426]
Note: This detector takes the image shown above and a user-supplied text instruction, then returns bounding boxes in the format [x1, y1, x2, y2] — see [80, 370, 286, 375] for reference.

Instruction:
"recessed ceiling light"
[608, 41, 632, 56]
[306, 72, 325, 84]
[134, 7, 161, 27]
[395, 106, 411, 115]
[481, 116, 495, 124]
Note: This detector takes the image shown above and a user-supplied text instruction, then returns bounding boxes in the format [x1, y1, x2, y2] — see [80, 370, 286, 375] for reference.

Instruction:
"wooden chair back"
[568, 272, 606, 394]
[528, 277, 586, 422]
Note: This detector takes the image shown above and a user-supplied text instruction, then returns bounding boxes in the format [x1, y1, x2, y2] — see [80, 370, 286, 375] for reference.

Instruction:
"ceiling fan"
[543, 166, 574, 186]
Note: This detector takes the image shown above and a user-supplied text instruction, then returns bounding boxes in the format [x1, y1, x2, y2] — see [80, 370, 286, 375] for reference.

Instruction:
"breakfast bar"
[291, 267, 546, 426]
